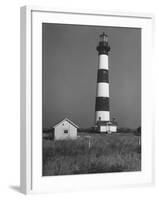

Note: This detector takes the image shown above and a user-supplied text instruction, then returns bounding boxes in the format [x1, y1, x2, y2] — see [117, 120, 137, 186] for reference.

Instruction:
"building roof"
[52, 118, 79, 129]
[97, 121, 117, 126]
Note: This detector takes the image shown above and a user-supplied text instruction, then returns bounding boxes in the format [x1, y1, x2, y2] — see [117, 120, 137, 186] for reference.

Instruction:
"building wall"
[109, 126, 117, 133]
[54, 120, 77, 140]
[100, 126, 107, 132]
[99, 125, 117, 133]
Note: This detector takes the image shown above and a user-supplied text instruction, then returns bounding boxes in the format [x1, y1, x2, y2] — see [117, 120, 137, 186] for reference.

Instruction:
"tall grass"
[43, 133, 141, 176]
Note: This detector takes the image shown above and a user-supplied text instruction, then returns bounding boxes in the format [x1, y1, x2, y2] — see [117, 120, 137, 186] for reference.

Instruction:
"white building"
[52, 118, 79, 140]
[96, 121, 117, 133]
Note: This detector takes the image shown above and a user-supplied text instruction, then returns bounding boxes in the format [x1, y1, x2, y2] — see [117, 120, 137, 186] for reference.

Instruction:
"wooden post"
[85, 136, 91, 149]
[88, 138, 91, 149]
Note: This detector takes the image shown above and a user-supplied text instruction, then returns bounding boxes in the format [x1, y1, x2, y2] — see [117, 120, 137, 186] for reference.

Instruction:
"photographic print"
[20, 7, 154, 193]
[42, 23, 141, 176]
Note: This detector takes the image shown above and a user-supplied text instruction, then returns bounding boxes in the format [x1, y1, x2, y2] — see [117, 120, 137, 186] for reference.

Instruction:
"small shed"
[52, 118, 79, 140]
[96, 121, 117, 133]
[107, 122, 117, 133]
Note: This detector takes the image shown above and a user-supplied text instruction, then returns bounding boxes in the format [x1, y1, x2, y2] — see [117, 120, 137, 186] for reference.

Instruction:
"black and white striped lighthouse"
[95, 32, 111, 133]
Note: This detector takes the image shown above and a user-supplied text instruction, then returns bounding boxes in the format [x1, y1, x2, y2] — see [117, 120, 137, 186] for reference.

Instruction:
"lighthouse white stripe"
[98, 54, 108, 69]
[96, 111, 110, 122]
[96, 82, 109, 97]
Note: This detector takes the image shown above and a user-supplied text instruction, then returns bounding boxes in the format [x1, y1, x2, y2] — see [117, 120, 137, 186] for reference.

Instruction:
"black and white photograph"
[42, 23, 141, 176]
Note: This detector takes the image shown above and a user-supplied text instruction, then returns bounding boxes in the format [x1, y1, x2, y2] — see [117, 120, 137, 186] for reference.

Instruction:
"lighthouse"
[95, 32, 117, 133]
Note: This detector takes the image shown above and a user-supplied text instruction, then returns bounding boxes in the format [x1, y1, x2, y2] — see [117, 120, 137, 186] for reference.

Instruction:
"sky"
[42, 23, 141, 129]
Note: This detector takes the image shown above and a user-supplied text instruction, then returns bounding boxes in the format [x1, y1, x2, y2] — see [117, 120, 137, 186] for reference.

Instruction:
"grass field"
[42, 133, 141, 176]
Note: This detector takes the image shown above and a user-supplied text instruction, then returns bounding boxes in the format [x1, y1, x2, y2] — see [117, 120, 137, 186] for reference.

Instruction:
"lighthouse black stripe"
[95, 97, 109, 111]
[97, 69, 109, 83]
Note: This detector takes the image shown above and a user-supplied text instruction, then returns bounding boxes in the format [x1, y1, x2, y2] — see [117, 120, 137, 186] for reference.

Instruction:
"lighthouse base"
[96, 121, 117, 133]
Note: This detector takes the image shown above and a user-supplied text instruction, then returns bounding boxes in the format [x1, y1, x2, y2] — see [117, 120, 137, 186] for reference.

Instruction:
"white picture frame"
[20, 6, 154, 194]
